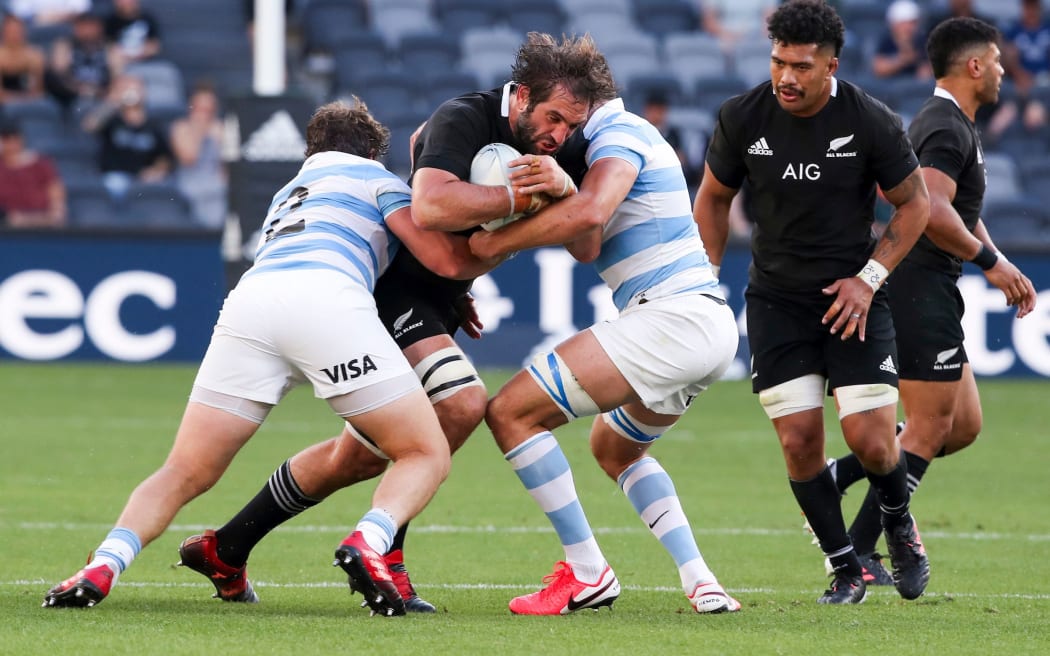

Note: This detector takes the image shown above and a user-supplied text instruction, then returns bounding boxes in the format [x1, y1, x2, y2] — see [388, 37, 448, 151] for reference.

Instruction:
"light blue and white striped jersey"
[583, 98, 719, 311]
[244, 151, 412, 292]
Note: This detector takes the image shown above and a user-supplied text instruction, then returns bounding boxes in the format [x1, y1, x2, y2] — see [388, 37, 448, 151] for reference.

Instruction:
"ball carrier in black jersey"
[823, 17, 1038, 581]
[694, 0, 932, 605]
[174, 33, 616, 613]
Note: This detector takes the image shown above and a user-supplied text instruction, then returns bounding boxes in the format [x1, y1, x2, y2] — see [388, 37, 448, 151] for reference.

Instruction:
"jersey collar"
[933, 86, 961, 108]
[501, 82, 515, 117]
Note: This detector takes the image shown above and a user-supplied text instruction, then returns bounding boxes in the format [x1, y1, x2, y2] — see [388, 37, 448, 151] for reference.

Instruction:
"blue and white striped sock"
[506, 432, 606, 582]
[355, 508, 398, 555]
[89, 527, 142, 583]
[619, 457, 714, 591]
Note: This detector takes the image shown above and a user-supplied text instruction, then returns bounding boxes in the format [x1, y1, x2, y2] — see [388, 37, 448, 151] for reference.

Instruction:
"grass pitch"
[2, 363, 1048, 655]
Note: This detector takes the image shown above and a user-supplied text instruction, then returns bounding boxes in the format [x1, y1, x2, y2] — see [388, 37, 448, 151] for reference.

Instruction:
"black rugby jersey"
[388, 86, 589, 297]
[706, 78, 919, 293]
[905, 91, 986, 277]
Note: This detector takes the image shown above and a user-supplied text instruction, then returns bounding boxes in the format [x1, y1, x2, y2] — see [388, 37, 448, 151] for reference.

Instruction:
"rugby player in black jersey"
[175, 33, 616, 614]
[694, 0, 932, 604]
[823, 17, 1037, 585]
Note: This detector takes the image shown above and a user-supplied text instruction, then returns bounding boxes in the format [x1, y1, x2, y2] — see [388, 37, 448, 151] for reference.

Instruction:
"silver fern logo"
[393, 309, 414, 333]
[826, 134, 857, 158]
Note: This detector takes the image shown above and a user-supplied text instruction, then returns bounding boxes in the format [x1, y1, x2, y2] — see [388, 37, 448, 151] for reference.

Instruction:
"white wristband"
[504, 182, 516, 221]
[558, 173, 576, 198]
[711, 264, 721, 278]
[856, 258, 889, 293]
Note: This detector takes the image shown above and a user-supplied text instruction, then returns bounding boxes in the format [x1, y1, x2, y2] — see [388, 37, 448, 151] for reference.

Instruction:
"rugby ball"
[470, 143, 527, 231]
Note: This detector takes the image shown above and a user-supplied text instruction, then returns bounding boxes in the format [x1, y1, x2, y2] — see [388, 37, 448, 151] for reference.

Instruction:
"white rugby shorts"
[194, 269, 418, 406]
[589, 293, 738, 416]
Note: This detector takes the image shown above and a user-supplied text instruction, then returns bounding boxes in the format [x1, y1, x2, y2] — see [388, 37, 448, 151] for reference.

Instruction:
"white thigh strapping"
[194, 270, 416, 405]
[758, 374, 826, 419]
[589, 294, 738, 416]
[835, 383, 898, 419]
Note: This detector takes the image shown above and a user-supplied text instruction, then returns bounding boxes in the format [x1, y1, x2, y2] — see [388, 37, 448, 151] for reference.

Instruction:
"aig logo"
[0, 270, 176, 361]
[782, 163, 821, 180]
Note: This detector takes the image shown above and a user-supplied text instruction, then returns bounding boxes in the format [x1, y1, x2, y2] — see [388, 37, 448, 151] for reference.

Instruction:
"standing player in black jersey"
[819, 17, 1038, 582]
[694, 0, 932, 605]
[174, 33, 616, 614]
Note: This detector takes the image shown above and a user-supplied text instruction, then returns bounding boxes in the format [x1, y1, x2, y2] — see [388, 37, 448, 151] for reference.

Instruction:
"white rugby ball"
[470, 143, 526, 231]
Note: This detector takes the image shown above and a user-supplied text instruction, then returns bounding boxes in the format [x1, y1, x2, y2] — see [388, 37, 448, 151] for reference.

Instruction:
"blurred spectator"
[45, 11, 118, 110]
[0, 117, 66, 228]
[924, 0, 995, 31]
[1003, 0, 1050, 87]
[700, 0, 777, 50]
[642, 91, 700, 182]
[170, 82, 227, 229]
[82, 74, 172, 199]
[6, 0, 90, 27]
[0, 12, 46, 102]
[104, 0, 160, 67]
[872, 1, 932, 80]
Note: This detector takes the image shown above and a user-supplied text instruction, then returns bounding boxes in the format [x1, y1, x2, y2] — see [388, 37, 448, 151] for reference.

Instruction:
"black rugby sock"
[389, 522, 409, 553]
[866, 449, 911, 528]
[831, 453, 867, 494]
[849, 450, 930, 553]
[215, 460, 320, 567]
[790, 465, 862, 577]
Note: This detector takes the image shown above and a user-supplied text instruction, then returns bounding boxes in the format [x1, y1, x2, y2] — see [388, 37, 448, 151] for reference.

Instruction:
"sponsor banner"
[463, 248, 1050, 379]
[0, 232, 225, 362]
[1, 232, 1048, 379]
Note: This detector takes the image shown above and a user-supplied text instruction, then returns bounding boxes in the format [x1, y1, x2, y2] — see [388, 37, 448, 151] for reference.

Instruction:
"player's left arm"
[469, 157, 636, 263]
[921, 167, 1035, 316]
[822, 166, 929, 341]
[387, 206, 504, 280]
[973, 218, 1037, 317]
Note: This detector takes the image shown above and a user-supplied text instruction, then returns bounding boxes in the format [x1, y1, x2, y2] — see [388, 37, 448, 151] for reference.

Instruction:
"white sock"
[356, 508, 397, 554]
[89, 527, 142, 584]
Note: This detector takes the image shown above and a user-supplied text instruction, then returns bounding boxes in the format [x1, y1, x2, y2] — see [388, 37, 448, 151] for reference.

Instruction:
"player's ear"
[517, 84, 531, 107]
[827, 55, 839, 78]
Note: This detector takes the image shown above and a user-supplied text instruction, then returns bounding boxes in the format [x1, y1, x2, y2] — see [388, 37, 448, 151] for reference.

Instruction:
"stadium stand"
[6, 0, 1039, 245]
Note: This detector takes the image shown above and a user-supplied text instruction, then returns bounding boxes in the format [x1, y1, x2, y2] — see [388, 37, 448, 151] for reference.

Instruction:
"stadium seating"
[981, 152, 1024, 205]
[300, 0, 370, 53]
[597, 30, 661, 88]
[67, 183, 124, 229]
[124, 60, 186, 112]
[982, 198, 1050, 248]
[396, 32, 463, 80]
[435, 0, 507, 36]
[330, 30, 392, 92]
[633, 0, 700, 40]
[124, 183, 197, 229]
[623, 72, 686, 112]
[369, 1, 437, 47]
[505, 0, 567, 37]
[420, 70, 483, 109]
[460, 26, 524, 89]
[340, 70, 421, 124]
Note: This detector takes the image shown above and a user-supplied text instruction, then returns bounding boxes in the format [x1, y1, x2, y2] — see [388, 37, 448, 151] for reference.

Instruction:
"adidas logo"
[879, 355, 897, 374]
[241, 110, 307, 162]
[747, 137, 773, 156]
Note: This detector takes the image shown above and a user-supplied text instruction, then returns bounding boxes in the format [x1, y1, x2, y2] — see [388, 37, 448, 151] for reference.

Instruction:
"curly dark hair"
[926, 17, 1001, 79]
[304, 98, 389, 159]
[767, 0, 845, 58]
[511, 32, 619, 110]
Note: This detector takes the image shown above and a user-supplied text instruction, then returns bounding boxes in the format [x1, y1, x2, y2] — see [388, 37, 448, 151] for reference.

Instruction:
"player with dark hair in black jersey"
[694, 0, 931, 605]
[174, 32, 616, 614]
[823, 17, 1037, 584]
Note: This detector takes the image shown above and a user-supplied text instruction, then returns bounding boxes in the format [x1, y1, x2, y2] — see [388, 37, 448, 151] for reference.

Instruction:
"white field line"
[7, 578, 1050, 601]
[6, 521, 1050, 542]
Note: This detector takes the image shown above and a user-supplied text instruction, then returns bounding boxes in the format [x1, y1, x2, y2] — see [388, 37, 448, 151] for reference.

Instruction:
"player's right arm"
[693, 162, 739, 273]
[412, 166, 524, 232]
[386, 206, 504, 280]
[921, 167, 1035, 316]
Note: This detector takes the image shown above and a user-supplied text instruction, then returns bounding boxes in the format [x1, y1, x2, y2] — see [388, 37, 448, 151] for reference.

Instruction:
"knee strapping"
[527, 350, 600, 421]
[835, 383, 898, 419]
[413, 346, 485, 404]
[603, 407, 672, 444]
[344, 421, 389, 460]
[758, 374, 826, 420]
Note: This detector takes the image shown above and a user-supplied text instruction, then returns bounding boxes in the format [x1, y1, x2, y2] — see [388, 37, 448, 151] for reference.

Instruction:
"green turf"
[2, 363, 1048, 655]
